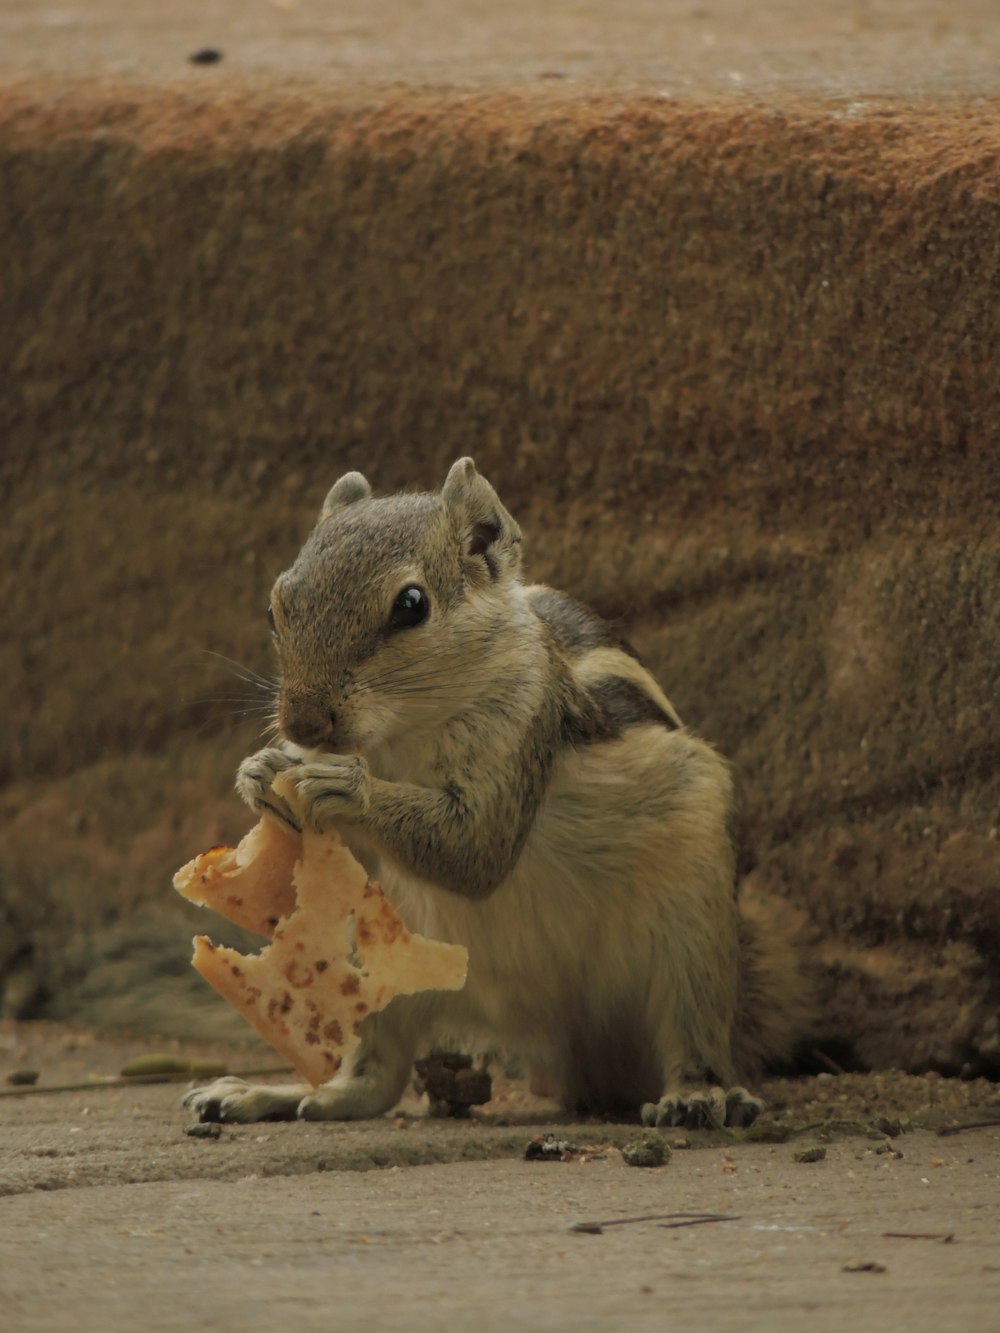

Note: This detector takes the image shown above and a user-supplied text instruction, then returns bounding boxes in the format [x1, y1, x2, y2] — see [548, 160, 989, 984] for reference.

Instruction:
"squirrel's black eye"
[266, 604, 277, 639]
[390, 585, 429, 630]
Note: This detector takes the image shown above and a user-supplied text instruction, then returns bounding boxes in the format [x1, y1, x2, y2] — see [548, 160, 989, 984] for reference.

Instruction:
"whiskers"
[190, 650, 281, 742]
[201, 650, 278, 697]
[362, 661, 485, 711]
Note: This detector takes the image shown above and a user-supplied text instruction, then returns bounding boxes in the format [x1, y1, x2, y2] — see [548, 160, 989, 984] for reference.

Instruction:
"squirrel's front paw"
[236, 747, 302, 830]
[283, 755, 372, 831]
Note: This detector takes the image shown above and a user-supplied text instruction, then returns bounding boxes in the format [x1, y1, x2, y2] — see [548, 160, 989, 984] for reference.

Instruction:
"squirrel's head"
[268, 458, 523, 753]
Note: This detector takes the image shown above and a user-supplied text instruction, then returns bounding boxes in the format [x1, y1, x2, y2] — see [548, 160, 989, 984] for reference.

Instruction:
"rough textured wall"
[2, 84, 998, 1070]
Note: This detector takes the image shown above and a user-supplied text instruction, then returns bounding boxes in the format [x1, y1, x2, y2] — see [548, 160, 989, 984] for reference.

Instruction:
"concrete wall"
[2, 85, 998, 1069]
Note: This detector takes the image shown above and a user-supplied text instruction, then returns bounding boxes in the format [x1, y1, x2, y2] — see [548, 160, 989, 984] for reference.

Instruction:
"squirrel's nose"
[280, 696, 337, 749]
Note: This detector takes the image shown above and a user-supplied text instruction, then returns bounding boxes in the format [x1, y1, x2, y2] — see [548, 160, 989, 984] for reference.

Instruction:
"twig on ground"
[936, 1119, 1000, 1136]
[571, 1212, 738, 1235]
[0, 1067, 293, 1098]
[883, 1232, 955, 1242]
[811, 1048, 847, 1076]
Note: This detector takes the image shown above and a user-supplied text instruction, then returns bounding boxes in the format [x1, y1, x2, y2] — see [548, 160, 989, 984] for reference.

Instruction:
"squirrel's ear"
[320, 471, 372, 520]
[442, 457, 522, 582]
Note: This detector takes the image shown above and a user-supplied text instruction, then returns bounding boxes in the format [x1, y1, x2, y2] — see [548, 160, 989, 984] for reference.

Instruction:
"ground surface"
[3, 1024, 1000, 1331]
[4, 0, 1000, 97]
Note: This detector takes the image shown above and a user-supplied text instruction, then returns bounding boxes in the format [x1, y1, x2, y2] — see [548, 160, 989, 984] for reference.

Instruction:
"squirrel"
[185, 458, 808, 1128]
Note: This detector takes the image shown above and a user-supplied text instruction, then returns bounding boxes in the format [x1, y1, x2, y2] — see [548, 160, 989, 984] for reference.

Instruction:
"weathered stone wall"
[2, 84, 998, 1069]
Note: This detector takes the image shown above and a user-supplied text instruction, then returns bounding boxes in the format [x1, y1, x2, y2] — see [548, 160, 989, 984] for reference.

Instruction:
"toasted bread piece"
[173, 815, 300, 937]
[175, 794, 468, 1086]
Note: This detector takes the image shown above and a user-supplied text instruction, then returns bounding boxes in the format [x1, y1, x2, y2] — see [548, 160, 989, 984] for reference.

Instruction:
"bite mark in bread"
[173, 788, 468, 1087]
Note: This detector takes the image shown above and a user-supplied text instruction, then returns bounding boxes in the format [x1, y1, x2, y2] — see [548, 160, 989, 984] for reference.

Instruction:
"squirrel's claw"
[236, 746, 302, 830]
[640, 1085, 763, 1131]
[283, 755, 372, 832]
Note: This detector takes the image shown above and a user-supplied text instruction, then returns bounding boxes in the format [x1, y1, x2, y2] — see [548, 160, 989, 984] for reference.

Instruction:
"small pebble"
[185, 1122, 222, 1140]
[622, 1133, 671, 1168]
[189, 48, 223, 64]
[525, 1135, 578, 1162]
[873, 1116, 903, 1138]
[6, 1069, 39, 1086]
[793, 1145, 827, 1163]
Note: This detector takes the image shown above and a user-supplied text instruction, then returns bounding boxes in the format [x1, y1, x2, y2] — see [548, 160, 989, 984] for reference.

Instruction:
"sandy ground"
[3, 1023, 1000, 1332]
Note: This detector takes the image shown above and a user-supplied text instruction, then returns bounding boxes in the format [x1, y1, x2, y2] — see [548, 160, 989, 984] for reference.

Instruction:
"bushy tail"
[733, 888, 815, 1079]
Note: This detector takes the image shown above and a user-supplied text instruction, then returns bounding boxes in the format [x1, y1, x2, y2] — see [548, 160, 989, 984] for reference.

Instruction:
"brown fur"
[185, 459, 810, 1128]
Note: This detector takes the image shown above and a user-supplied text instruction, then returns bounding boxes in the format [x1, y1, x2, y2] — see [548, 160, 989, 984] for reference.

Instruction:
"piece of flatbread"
[173, 787, 468, 1087]
[173, 815, 301, 937]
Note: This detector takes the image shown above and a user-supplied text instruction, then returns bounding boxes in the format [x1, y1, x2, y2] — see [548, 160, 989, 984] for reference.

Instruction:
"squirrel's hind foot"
[641, 1084, 763, 1131]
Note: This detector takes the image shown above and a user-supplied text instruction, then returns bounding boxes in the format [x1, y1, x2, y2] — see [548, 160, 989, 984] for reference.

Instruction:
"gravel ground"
[2, 1023, 1000, 1332]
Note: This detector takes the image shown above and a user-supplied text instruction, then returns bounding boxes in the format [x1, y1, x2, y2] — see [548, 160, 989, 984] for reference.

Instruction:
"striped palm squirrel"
[185, 458, 807, 1127]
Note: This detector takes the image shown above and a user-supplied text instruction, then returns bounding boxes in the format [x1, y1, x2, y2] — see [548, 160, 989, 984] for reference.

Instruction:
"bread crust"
[175, 798, 467, 1086]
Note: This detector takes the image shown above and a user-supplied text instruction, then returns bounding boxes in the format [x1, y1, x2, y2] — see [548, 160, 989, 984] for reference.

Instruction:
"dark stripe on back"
[528, 586, 640, 660]
[563, 675, 679, 746]
[589, 676, 679, 733]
